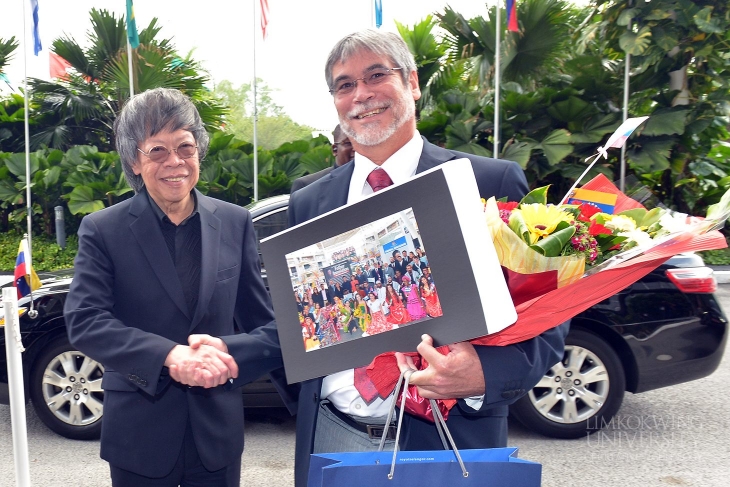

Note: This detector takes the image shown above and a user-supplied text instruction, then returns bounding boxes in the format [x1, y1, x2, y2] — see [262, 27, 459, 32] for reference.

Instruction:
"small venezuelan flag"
[567, 188, 618, 214]
[14, 238, 42, 299]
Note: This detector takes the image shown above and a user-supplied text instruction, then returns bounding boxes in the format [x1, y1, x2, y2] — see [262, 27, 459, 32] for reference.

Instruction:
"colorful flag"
[49, 52, 71, 79]
[260, 0, 270, 39]
[14, 238, 41, 300]
[599, 116, 649, 158]
[506, 0, 518, 32]
[126, 0, 140, 49]
[30, 0, 42, 55]
[375, 0, 383, 28]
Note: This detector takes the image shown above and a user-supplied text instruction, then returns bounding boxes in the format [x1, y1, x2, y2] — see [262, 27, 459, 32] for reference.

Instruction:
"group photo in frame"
[286, 208, 443, 353]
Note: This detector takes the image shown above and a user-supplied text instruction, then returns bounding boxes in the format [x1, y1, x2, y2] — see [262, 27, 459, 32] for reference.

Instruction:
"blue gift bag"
[308, 447, 541, 487]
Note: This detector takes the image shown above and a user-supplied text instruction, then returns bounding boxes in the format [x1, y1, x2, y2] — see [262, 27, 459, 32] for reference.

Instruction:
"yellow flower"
[512, 204, 573, 244]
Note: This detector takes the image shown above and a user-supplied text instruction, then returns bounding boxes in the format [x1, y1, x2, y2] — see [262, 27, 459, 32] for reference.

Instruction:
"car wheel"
[29, 339, 104, 440]
[510, 329, 625, 439]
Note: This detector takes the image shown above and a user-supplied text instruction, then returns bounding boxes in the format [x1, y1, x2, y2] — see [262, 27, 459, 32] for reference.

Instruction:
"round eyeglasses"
[329, 67, 403, 97]
[137, 142, 198, 163]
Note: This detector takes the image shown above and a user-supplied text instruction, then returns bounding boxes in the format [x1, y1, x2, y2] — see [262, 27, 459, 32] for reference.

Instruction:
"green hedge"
[0, 232, 77, 272]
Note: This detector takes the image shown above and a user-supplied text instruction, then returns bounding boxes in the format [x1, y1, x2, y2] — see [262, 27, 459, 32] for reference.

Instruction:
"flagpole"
[252, 0, 259, 202]
[494, 0, 501, 158]
[620, 11, 632, 194]
[127, 38, 134, 97]
[22, 0, 33, 255]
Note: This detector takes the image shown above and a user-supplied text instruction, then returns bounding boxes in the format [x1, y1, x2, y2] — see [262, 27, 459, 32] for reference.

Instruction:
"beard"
[339, 90, 416, 147]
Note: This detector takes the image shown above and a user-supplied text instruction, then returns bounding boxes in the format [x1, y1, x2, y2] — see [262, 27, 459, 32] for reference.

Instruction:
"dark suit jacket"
[290, 166, 334, 193]
[284, 137, 570, 487]
[64, 189, 282, 478]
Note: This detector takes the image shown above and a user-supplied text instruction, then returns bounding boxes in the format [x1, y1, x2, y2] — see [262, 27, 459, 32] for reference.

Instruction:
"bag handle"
[377, 368, 469, 480]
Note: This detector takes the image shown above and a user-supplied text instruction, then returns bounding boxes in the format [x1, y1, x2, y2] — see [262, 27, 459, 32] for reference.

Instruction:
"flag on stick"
[126, 0, 140, 49]
[49, 52, 71, 79]
[375, 0, 383, 28]
[30, 0, 42, 55]
[14, 238, 41, 300]
[600, 116, 650, 154]
[260, 0, 270, 39]
[506, 0, 519, 32]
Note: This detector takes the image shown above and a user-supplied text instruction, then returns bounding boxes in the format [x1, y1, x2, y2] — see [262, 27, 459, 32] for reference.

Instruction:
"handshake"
[164, 335, 237, 389]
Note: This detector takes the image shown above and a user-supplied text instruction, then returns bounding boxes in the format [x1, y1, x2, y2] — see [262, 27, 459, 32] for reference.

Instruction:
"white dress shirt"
[322, 132, 484, 416]
[322, 132, 423, 418]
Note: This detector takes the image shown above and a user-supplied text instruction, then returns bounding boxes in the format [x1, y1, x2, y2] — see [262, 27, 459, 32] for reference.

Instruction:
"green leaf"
[501, 140, 536, 168]
[619, 26, 652, 55]
[508, 211, 531, 244]
[617, 8, 639, 27]
[539, 129, 573, 166]
[43, 166, 62, 187]
[521, 186, 550, 205]
[641, 110, 688, 136]
[6, 153, 39, 178]
[547, 97, 595, 123]
[66, 186, 105, 215]
[694, 7, 723, 34]
[530, 226, 576, 257]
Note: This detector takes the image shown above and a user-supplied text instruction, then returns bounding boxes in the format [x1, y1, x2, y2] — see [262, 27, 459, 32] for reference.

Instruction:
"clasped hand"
[395, 334, 485, 399]
[165, 335, 238, 389]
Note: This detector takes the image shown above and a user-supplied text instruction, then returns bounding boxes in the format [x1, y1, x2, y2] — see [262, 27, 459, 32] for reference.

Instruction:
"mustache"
[346, 101, 391, 119]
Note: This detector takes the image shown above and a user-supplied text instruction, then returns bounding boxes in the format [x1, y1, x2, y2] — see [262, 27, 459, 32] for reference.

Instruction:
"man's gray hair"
[325, 30, 417, 91]
[114, 88, 210, 193]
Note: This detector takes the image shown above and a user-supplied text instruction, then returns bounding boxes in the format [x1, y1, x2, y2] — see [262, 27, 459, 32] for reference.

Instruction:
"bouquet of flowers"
[361, 118, 730, 420]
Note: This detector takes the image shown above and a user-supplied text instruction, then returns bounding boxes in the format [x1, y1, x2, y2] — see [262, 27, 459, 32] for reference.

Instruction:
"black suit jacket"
[64, 190, 282, 477]
[290, 166, 334, 193]
[284, 138, 570, 486]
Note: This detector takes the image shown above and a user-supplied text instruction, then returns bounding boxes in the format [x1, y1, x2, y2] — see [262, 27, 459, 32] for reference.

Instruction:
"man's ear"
[409, 69, 421, 102]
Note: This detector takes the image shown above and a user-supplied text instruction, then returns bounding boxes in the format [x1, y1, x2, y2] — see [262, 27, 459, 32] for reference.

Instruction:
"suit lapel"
[415, 137, 457, 174]
[190, 191, 220, 331]
[316, 163, 354, 215]
[129, 192, 190, 320]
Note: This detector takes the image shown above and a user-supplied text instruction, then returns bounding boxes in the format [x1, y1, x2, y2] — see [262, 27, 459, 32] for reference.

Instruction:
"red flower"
[497, 201, 519, 212]
[589, 222, 612, 236]
[578, 203, 602, 222]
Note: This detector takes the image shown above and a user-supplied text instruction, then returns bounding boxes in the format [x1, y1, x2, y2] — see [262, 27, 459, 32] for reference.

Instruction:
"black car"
[1, 194, 727, 440]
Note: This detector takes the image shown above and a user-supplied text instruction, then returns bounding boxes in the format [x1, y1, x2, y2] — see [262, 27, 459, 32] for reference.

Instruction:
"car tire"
[510, 329, 625, 439]
[29, 339, 104, 440]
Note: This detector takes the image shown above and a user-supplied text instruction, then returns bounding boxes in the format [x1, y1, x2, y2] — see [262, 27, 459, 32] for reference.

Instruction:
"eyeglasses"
[333, 140, 352, 151]
[329, 67, 403, 96]
[137, 142, 198, 163]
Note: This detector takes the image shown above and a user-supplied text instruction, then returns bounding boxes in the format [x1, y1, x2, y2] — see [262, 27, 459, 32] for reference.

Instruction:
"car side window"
[252, 208, 288, 270]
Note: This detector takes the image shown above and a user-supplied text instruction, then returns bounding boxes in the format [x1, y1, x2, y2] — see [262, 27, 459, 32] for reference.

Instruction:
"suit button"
[313, 393, 319, 403]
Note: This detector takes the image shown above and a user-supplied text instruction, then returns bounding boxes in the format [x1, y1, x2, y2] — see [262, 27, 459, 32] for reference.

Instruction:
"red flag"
[506, 0, 518, 32]
[260, 0, 270, 39]
[49, 52, 71, 80]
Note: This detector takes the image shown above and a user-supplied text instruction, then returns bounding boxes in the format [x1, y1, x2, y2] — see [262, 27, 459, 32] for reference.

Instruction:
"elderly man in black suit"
[290, 124, 354, 193]
[64, 88, 282, 486]
[282, 30, 570, 486]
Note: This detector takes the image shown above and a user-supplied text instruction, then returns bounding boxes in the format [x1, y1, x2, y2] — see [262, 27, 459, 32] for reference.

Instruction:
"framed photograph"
[261, 159, 517, 384]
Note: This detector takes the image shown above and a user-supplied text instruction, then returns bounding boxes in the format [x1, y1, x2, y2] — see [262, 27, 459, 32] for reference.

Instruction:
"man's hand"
[395, 334, 485, 399]
[188, 334, 228, 353]
[165, 343, 238, 389]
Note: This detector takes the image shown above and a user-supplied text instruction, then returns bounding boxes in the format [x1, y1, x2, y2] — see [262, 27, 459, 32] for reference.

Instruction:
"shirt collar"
[145, 187, 199, 226]
[347, 131, 423, 204]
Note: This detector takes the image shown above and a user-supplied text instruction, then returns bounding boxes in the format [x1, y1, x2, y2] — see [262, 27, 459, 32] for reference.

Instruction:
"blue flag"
[30, 0, 42, 55]
[126, 0, 140, 49]
[374, 0, 382, 28]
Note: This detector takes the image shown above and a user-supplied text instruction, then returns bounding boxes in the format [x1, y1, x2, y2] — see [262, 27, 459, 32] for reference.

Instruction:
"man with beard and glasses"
[196, 30, 569, 487]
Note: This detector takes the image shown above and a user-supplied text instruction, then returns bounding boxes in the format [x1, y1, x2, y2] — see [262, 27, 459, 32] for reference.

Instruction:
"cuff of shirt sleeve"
[463, 394, 485, 410]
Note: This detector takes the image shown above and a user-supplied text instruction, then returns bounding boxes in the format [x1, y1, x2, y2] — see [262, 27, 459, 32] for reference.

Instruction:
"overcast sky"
[4, 0, 490, 132]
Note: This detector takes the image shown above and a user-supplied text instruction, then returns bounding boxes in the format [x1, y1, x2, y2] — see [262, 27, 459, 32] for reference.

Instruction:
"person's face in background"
[332, 135, 354, 166]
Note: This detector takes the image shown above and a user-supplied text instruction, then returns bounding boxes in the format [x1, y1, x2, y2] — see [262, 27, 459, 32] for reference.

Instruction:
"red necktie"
[366, 168, 393, 193]
[355, 168, 394, 403]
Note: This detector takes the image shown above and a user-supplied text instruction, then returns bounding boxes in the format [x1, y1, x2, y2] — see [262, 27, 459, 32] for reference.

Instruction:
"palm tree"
[28, 9, 226, 151]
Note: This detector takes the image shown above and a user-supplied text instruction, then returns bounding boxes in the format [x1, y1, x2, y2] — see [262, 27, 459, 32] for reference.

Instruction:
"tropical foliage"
[25, 8, 226, 152]
[411, 0, 730, 216]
